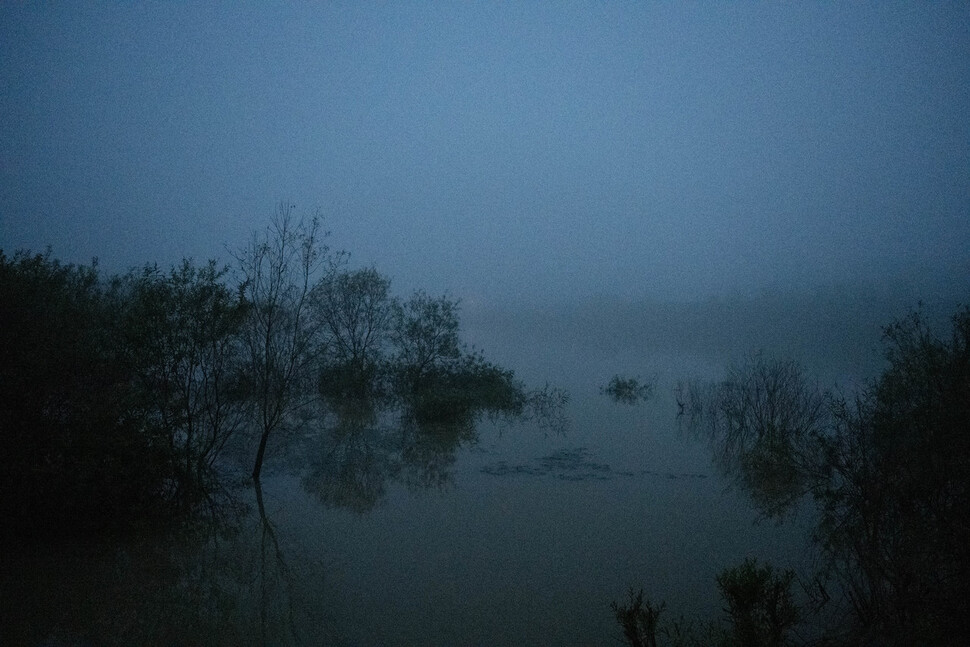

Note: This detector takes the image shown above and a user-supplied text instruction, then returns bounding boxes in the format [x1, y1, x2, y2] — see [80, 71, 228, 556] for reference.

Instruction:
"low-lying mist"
[463, 279, 966, 392]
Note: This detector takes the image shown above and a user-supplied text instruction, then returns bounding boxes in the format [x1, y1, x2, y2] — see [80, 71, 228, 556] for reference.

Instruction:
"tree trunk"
[252, 427, 270, 481]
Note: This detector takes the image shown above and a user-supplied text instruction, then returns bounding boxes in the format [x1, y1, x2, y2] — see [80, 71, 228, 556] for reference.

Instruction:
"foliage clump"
[0, 250, 248, 534]
[669, 304, 970, 645]
[612, 559, 798, 647]
[0, 205, 557, 535]
[716, 559, 799, 647]
[611, 588, 665, 647]
[601, 375, 654, 404]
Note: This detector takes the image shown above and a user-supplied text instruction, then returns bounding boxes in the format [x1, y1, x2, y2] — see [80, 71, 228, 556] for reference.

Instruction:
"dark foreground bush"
[654, 304, 970, 645]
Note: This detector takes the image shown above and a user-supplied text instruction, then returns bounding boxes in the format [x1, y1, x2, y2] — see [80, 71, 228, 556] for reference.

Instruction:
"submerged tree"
[234, 204, 336, 481]
[312, 266, 392, 398]
[384, 290, 527, 424]
[697, 354, 827, 517]
[388, 290, 463, 392]
[601, 375, 654, 404]
[612, 559, 799, 647]
[810, 307, 970, 644]
[611, 588, 665, 647]
[121, 259, 249, 503]
[716, 559, 799, 647]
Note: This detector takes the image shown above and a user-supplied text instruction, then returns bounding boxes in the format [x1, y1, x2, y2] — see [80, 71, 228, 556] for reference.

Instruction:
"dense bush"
[612, 559, 798, 647]
[601, 374, 654, 404]
[812, 307, 970, 643]
[1, 222, 531, 535]
[0, 251, 170, 535]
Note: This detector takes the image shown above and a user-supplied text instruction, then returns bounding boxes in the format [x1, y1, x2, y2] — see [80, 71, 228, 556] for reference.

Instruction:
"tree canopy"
[0, 209, 537, 535]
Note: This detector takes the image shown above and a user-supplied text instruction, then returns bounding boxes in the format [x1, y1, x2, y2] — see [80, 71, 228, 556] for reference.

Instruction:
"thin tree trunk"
[253, 426, 270, 481]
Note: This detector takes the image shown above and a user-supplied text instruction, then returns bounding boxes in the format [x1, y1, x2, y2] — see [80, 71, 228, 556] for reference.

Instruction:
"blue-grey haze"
[4, 6, 970, 644]
[2, 2, 968, 304]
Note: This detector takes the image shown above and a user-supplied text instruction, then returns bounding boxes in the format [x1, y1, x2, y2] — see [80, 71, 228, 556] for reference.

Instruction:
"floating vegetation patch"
[481, 447, 708, 482]
[643, 470, 708, 480]
[482, 447, 610, 481]
[600, 375, 654, 404]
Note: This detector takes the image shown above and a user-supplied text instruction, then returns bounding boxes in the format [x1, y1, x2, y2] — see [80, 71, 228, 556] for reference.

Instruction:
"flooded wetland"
[7, 280, 932, 646]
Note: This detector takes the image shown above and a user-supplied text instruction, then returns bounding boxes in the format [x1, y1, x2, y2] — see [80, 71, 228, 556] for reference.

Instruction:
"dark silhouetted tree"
[121, 259, 249, 503]
[388, 290, 462, 392]
[312, 266, 392, 398]
[0, 251, 168, 533]
[810, 307, 970, 644]
[716, 558, 799, 647]
[611, 588, 664, 647]
[689, 306, 970, 645]
[234, 204, 336, 481]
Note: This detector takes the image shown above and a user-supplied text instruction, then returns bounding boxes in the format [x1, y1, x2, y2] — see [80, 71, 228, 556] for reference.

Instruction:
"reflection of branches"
[2, 493, 255, 645]
[301, 421, 396, 513]
[301, 378, 571, 514]
[253, 481, 302, 646]
[522, 384, 571, 435]
[399, 413, 476, 490]
[301, 392, 488, 510]
[674, 379, 708, 424]
[678, 355, 827, 517]
[4, 479, 340, 645]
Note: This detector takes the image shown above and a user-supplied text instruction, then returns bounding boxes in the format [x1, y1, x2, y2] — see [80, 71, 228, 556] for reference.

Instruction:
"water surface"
[7, 294, 904, 645]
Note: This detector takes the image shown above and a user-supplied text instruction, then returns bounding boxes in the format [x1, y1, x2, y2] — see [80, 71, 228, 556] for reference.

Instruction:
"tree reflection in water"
[301, 399, 398, 513]
[301, 375, 561, 512]
[2, 378, 567, 646]
[2, 485, 339, 646]
[253, 479, 334, 646]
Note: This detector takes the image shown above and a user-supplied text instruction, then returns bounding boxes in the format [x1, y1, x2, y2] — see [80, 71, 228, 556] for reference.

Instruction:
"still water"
[6, 296, 893, 646]
[3, 394, 813, 645]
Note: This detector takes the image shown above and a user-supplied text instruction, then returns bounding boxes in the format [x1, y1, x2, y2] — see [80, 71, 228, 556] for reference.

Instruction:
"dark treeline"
[618, 304, 970, 646]
[0, 204, 529, 537]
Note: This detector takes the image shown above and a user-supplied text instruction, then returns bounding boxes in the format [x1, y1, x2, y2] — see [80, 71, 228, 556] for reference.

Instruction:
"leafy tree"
[312, 266, 392, 398]
[0, 251, 168, 533]
[810, 307, 970, 644]
[388, 290, 462, 392]
[121, 259, 248, 502]
[404, 350, 524, 424]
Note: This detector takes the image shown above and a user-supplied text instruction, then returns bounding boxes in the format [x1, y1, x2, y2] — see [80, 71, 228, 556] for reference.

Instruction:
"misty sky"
[2, 2, 968, 304]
